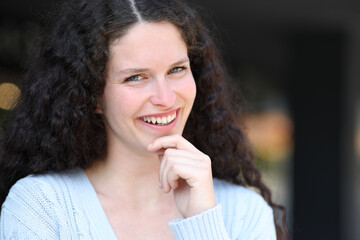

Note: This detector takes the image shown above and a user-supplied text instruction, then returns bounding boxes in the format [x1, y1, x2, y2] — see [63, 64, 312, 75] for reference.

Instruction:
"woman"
[0, 0, 288, 239]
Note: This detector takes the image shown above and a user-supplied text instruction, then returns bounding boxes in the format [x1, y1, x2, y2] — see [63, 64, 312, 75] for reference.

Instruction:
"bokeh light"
[0, 82, 20, 110]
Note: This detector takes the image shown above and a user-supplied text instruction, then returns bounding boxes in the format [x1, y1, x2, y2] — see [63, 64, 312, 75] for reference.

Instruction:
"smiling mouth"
[142, 112, 177, 125]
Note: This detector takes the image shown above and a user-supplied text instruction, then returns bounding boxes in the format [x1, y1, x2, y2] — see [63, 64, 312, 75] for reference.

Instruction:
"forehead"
[108, 22, 188, 69]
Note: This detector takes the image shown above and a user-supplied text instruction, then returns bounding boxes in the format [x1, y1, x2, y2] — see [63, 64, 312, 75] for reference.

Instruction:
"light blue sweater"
[0, 169, 276, 239]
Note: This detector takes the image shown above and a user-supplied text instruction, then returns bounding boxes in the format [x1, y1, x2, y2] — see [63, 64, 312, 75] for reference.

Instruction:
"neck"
[84, 143, 166, 208]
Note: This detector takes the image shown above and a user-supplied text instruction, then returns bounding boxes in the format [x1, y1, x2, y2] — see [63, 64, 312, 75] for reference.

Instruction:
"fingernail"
[158, 181, 162, 189]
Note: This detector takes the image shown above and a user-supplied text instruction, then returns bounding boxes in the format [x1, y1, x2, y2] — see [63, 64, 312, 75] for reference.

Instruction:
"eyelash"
[124, 66, 187, 82]
[125, 75, 143, 82]
[169, 66, 187, 74]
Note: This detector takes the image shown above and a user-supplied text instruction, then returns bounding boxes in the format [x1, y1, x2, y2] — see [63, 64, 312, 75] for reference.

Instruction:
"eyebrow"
[117, 57, 190, 75]
[169, 57, 190, 68]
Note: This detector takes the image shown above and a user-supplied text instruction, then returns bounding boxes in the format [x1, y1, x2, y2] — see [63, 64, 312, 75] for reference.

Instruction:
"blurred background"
[0, 0, 359, 239]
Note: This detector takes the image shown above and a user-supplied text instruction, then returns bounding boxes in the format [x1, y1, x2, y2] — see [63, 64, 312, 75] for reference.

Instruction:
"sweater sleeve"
[239, 200, 277, 240]
[169, 179, 277, 240]
[0, 177, 71, 240]
[169, 205, 230, 240]
[214, 179, 277, 240]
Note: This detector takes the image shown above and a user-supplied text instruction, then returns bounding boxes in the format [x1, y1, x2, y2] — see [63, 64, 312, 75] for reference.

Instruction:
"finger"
[160, 156, 196, 192]
[159, 148, 211, 191]
[159, 148, 201, 183]
[147, 134, 200, 153]
[160, 154, 209, 193]
[165, 163, 204, 192]
[159, 148, 203, 177]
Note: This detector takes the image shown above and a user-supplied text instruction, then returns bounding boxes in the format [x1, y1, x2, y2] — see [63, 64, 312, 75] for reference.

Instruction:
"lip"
[138, 108, 178, 119]
[137, 108, 180, 132]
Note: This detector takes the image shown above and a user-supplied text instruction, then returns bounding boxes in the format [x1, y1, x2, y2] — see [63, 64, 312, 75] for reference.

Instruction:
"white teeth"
[156, 117, 162, 124]
[151, 117, 156, 124]
[142, 112, 177, 125]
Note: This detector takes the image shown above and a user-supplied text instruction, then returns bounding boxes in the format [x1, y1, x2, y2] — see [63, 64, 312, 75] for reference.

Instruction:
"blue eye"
[125, 75, 143, 82]
[169, 66, 186, 74]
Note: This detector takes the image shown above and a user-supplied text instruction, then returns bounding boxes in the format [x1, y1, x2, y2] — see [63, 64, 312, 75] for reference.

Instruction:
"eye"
[125, 74, 144, 82]
[169, 66, 186, 74]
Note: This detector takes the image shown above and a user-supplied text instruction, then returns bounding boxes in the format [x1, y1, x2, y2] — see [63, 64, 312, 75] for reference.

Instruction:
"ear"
[95, 98, 104, 114]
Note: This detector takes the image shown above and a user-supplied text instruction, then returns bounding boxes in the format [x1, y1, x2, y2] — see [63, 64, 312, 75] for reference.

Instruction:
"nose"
[149, 79, 176, 108]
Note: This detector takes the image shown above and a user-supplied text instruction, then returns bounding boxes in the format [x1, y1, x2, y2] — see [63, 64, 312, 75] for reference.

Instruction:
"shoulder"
[1, 169, 84, 224]
[213, 178, 276, 239]
[0, 169, 85, 238]
[213, 178, 270, 208]
[3, 168, 84, 209]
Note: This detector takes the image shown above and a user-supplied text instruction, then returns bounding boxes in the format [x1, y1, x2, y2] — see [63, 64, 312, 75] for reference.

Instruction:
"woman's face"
[98, 21, 196, 155]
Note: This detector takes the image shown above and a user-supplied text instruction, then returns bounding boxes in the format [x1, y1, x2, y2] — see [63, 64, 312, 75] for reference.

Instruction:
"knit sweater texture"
[0, 169, 276, 239]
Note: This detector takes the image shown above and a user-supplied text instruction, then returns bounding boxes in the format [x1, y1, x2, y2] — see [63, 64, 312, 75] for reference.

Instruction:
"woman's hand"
[147, 134, 216, 218]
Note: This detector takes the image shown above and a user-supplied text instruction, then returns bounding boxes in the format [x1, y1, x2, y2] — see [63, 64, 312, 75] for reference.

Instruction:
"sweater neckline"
[74, 168, 119, 240]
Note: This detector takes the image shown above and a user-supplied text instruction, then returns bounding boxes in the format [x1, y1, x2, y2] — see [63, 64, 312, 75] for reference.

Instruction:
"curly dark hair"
[0, 0, 288, 238]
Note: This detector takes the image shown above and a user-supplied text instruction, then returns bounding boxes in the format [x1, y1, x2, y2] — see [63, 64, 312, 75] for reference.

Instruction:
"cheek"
[102, 87, 141, 117]
[181, 76, 197, 103]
